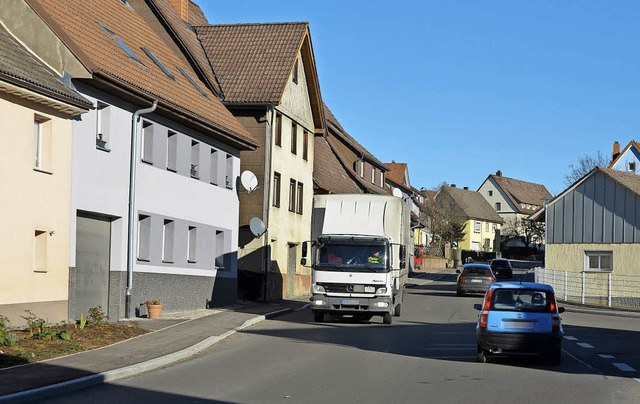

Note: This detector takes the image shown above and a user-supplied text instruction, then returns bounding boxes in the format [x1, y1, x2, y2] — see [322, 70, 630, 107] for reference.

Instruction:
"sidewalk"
[0, 299, 310, 402]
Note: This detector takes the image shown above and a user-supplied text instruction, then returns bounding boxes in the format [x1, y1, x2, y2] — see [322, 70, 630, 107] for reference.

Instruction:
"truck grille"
[320, 283, 379, 293]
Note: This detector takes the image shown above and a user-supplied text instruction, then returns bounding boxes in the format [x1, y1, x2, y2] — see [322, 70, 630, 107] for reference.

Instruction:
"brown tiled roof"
[439, 186, 504, 223]
[28, 0, 257, 150]
[385, 162, 409, 187]
[188, 1, 208, 26]
[194, 22, 306, 103]
[313, 135, 362, 194]
[147, 0, 222, 96]
[600, 166, 640, 197]
[0, 25, 91, 113]
[490, 173, 552, 215]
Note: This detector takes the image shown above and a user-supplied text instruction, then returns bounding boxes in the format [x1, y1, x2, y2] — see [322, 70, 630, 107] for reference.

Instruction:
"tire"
[477, 345, 488, 363]
[545, 346, 562, 366]
[456, 289, 464, 297]
[313, 311, 324, 323]
[383, 312, 392, 324]
[394, 302, 402, 317]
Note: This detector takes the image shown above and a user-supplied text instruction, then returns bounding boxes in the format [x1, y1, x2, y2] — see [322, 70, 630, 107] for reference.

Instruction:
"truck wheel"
[383, 312, 392, 324]
[313, 312, 324, 323]
[394, 302, 402, 317]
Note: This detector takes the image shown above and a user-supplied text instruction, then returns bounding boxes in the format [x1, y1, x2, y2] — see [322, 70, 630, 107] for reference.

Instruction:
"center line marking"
[564, 336, 578, 341]
[599, 354, 615, 359]
[577, 342, 594, 349]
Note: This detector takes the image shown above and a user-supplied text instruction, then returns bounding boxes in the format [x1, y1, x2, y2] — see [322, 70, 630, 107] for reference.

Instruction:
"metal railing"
[535, 268, 640, 310]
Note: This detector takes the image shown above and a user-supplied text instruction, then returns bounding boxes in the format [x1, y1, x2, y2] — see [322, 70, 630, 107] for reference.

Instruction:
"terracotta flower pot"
[147, 303, 163, 319]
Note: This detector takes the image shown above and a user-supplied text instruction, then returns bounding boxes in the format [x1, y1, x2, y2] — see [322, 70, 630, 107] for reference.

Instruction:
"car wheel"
[477, 345, 488, 363]
[313, 311, 324, 323]
[394, 302, 402, 316]
[545, 346, 562, 366]
[383, 312, 392, 324]
[456, 289, 464, 297]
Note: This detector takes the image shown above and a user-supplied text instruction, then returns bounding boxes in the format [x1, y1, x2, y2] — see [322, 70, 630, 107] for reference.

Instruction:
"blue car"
[473, 282, 565, 365]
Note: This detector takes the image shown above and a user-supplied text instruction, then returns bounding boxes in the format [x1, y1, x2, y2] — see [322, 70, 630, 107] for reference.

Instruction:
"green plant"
[146, 299, 161, 305]
[21, 310, 49, 339]
[0, 315, 18, 346]
[87, 306, 107, 326]
[79, 313, 87, 330]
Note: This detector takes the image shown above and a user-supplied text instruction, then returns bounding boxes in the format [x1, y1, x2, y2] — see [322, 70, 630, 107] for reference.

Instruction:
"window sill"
[162, 260, 174, 264]
[141, 159, 153, 165]
[188, 260, 197, 264]
[137, 258, 150, 263]
[33, 270, 48, 273]
[96, 145, 111, 152]
[167, 167, 177, 173]
[33, 167, 53, 175]
[583, 269, 613, 273]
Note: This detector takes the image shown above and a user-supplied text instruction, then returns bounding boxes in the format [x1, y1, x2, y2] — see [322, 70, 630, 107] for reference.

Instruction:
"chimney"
[612, 141, 620, 162]
[450, 184, 456, 188]
[169, 0, 189, 21]
[463, 186, 469, 190]
[496, 170, 502, 177]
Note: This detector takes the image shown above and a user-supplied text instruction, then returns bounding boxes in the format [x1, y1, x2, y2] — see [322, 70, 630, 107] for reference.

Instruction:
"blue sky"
[199, 1, 640, 196]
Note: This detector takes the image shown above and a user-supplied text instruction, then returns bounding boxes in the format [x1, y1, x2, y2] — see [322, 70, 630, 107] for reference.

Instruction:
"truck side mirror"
[301, 242, 307, 258]
[399, 245, 406, 261]
[300, 257, 307, 266]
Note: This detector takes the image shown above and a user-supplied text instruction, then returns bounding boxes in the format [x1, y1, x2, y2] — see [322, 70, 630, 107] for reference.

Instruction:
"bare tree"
[418, 187, 466, 257]
[564, 151, 609, 187]
[502, 217, 545, 247]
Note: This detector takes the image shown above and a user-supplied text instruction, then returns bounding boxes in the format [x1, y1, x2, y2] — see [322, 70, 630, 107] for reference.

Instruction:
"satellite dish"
[249, 217, 267, 237]
[240, 171, 259, 193]
[392, 188, 403, 198]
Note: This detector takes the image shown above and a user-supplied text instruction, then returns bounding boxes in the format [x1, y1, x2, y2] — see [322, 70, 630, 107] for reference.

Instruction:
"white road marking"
[613, 363, 636, 372]
[563, 336, 578, 341]
[635, 378, 640, 384]
[563, 350, 602, 374]
[599, 354, 615, 359]
[577, 342, 594, 348]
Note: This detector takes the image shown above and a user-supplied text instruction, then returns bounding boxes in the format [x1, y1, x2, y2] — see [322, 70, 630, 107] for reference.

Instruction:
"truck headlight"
[313, 285, 326, 293]
[376, 287, 387, 294]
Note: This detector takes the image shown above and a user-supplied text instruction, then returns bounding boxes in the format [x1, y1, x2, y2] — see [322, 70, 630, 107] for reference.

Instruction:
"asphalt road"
[43, 270, 640, 403]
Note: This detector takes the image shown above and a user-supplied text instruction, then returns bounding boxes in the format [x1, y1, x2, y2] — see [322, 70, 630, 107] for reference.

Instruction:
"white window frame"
[475, 221, 481, 233]
[584, 251, 612, 272]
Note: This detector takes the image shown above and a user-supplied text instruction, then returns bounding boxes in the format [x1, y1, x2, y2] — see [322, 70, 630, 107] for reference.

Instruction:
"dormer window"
[629, 162, 636, 173]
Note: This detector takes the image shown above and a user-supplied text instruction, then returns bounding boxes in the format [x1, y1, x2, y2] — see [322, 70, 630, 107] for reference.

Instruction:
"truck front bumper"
[311, 294, 392, 314]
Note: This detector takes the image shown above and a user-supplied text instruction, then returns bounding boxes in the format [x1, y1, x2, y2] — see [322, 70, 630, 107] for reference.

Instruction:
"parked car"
[456, 264, 496, 296]
[473, 282, 565, 365]
[490, 258, 513, 279]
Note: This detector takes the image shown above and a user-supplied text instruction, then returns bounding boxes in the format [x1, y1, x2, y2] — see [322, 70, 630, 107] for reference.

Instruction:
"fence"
[535, 268, 640, 310]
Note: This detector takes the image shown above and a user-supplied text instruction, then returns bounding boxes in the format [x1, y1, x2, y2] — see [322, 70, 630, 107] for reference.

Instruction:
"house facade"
[0, 25, 92, 325]
[196, 23, 324, 300]
[477, 170, 551, 247]
[436, 185, 503, 253]
[544, 167, 640, 276]
[5, 0, 258, 320]
[609, 140, 640, 174]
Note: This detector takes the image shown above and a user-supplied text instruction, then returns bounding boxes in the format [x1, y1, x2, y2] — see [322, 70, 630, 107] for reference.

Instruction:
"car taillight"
[549, 292, 561, 331]
[549, 292, 557, 312]
[479, 289, 493, 328]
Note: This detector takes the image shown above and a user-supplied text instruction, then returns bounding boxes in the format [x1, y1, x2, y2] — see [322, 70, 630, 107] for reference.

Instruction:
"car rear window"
[490, 289, 551, 312]
[491, 261, 509, 269]
[463, 267, 492, 276]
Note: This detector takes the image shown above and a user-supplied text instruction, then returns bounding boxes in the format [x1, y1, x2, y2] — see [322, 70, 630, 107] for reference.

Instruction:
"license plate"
[340, 299, 359, 306]
[364, 286, 376, 293]
[504, 321, 534, 330]
[471, 279, 482, 283]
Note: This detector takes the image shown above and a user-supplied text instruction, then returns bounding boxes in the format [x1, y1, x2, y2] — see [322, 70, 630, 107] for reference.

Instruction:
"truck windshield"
[316, 243, 388, 272]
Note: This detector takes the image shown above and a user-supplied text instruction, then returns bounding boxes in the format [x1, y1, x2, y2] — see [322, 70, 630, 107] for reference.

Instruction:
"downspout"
[125, 100, 158, 318]
[263, 106, 275, 301]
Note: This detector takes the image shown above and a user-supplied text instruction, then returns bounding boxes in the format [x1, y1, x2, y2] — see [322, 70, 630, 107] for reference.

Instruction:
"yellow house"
[436, 185, 503, 253]
[0, 26, 91, 324]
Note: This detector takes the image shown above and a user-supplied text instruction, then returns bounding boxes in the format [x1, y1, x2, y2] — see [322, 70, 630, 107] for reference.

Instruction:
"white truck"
[302, 194, 411, 324]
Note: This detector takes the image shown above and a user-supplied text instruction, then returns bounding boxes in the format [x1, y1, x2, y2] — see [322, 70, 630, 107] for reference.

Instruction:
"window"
[289, 179, 296, 212]
[495, 202, 501, 211]
[292, 58, 299, 84]
[488, 190, 493, 196]
[485, 222, 489, 231]
[177, 66, 208, 98]
[141, 47, 175, 81]
[380, 171, 384, 187]
[629, 162, 636, 173]
[225, 154, 233, 189]
[210, 149, 218, 185]
[141, 121, 153, 164]
[98, 22, 143, 64]
[275, 113, 282, 146]
[33, 115, 52, 171]
[585, 251, 612, 272]
[188, 226, 197, 263]
[291, 122, 297, 154]
[166, 131, 177, 172]
[190, 140, 200, 178]
[34, 230, 47, 272]
[296, 182, 304, 214]
[475, 221, 481, 233]
[273, 172, 281, 207]
[137, 215, 151, 261]
[162, 220, 174, 263]
[371, 167, 375, 183]
[492, 224, 497, 232]
[302, 130, 308, 160]
[215, 230, 225, 269]
[359, 161, 364, 178]
[96, 102, 111, 151]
